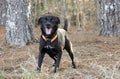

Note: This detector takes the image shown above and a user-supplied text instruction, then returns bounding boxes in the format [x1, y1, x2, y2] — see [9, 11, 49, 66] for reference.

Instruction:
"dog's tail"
[63, 18, 68, 31]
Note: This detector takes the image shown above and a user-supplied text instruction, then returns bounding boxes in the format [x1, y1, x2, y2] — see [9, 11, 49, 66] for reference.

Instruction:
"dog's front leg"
[37, 50, 45, 73]
[54, 51, 62, 73]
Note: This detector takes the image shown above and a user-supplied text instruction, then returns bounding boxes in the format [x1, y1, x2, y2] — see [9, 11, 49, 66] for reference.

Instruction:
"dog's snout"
[46, 23, 51, 26]
[45, 23, 51, 28]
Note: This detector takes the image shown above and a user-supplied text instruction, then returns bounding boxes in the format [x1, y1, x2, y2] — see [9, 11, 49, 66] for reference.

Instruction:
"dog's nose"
[46, 24, 51, 28]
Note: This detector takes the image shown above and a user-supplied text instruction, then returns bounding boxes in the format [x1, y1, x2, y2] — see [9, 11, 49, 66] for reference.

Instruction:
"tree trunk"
[6, 0, 34, 46]
[0, 0, 7, 26]
[75, 0, 81, 28]
[60, 0, 67, 27]
[97, 0, 120, 36]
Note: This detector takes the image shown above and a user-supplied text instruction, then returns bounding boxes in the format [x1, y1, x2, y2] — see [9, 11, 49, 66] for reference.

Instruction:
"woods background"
[0, 0, 96, 29]
[0, 0, 97, 46]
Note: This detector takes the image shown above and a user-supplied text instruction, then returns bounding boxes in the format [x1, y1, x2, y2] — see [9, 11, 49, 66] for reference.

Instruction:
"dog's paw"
[36, 67, 41, 73]
[72, 63, 77, 69]
[72, 65, 77, 69]
[54, 67, 59, 73]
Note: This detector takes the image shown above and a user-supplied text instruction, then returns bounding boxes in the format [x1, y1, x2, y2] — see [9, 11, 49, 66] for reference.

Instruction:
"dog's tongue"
[45, 28, 52, 35]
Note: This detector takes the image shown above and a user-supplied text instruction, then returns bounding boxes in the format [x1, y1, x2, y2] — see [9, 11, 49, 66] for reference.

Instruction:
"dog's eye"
[51, 19, 55, 22]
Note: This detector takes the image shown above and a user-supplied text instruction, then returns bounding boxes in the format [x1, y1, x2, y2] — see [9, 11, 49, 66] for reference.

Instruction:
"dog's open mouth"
[45, 28, 52, 35]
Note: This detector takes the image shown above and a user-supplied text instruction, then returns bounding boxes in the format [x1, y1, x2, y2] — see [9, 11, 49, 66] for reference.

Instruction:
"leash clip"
[44, 45, 54, 49]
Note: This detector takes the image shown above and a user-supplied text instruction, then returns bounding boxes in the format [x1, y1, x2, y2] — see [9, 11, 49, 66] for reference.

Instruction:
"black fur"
[37, 15, 76, 73]
[38, 15, 60, 38]
[63, 18, 68, 31]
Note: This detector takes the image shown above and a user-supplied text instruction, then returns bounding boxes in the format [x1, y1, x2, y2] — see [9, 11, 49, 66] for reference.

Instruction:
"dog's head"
[38, 15, 60, 37]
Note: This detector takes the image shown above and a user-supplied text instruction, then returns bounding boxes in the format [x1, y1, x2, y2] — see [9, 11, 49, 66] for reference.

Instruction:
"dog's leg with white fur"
[64, 37, 76, 68]
[63, 19, 76, 69]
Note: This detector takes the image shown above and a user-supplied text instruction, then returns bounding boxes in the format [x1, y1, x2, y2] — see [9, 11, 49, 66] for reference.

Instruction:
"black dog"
[37, 15, 76, 73]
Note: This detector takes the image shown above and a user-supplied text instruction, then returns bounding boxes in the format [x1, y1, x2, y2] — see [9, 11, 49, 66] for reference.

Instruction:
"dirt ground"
[0, 25, 120, 79]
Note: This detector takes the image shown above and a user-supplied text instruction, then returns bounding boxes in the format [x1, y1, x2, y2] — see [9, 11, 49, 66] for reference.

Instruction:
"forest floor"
[0, 25, 120, 79]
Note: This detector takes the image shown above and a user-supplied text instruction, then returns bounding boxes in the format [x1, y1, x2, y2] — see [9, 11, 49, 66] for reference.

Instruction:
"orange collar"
[41, 34, 58, 43]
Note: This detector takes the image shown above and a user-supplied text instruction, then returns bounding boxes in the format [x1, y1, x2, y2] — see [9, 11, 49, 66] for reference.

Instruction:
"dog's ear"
[56, 17, 60, 24]
[38, 17, 43, 25]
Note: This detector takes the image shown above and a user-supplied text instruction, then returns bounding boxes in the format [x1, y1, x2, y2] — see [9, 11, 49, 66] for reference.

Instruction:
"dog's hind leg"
[64, 37, 76, 68]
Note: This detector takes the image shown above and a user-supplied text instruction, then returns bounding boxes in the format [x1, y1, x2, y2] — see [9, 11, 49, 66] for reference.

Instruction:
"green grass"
[0, 70, 61, 79]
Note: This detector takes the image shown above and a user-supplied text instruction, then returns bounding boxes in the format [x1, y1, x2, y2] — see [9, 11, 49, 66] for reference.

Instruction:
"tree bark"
[97, 0, 120, 36]
[60, 0, 67, 27]
[75, 0, 81, 28]
[0, 0, 7, 26]
[6, 0, 34, 46]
